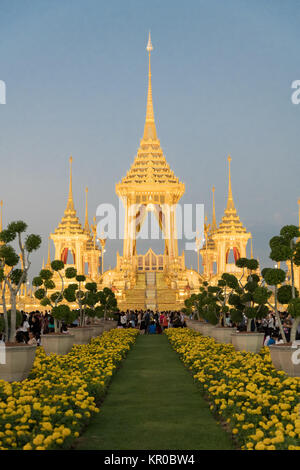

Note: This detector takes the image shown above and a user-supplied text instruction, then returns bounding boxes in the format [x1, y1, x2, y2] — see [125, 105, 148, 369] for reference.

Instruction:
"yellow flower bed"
[0, 328, 138, 450]
[165, 328, 300, 450]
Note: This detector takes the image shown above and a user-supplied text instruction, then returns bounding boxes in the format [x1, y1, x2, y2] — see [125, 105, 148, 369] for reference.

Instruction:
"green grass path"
[76, 334, 234, 450]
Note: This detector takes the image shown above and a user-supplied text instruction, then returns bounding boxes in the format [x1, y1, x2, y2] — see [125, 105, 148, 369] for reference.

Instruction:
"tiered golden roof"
[116, 32, 184, 197]
[84, 187, 96, 250]
[206, 186, 218, 249]
[216, 156, 248, 235]
[53, 157, 87, 237]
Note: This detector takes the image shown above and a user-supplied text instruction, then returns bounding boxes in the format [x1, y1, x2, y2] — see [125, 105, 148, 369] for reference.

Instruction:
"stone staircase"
[119, 272, 181, 312]
[121, 273, 146, 310]
[145, 272, 157, 310]
[156, 272, 179, 311]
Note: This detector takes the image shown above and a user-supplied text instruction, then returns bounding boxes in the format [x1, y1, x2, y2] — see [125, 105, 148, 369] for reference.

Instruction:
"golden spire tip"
[146, 31, 153, 52]
[66, 155, 75, 211]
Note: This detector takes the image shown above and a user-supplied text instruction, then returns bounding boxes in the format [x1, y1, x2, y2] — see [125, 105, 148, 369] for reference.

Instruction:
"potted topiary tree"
[208, 274, 239, 343]
[97, 287, 118, 330]
[0, 220, 41, 381]
[33, 261, 77, 354]
[265, 225, 300, 376]
[183, 290, 208, 333]
[227, 257, 270, 353]
[63, 270, 95, 343]
[184, 283, 221, 337]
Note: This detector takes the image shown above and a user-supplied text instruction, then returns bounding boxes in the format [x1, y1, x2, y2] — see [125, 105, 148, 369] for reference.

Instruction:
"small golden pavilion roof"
[117, 33, 184, 190]
[83, 187, 98, 250]
[53, 157, 87, 237]
[215, 156, 247, 235]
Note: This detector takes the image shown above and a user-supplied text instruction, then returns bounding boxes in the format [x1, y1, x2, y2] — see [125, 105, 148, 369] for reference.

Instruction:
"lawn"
[75, 333, 234, 450]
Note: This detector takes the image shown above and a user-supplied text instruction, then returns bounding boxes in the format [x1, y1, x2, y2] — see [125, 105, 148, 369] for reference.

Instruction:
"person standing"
[19, 314, 30, 343]
[144, 310, 150, 335]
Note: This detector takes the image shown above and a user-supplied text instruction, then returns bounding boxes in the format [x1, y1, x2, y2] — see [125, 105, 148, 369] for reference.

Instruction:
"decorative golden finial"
[143, 31, 157, 142]
[42, 257, 45, 269]
[90, 216, 97, 249]
[250, 236, 253, 259]
[46, 237, 51, 266]
[0, 200, 3, 232]
[66, 156, 74, 211]
[204, 214, 211, 236]
[84, 187, 89, 231]
[146, 30, 153, 52]
[226, 155, 235, 211]
[212, 186, 217, 232]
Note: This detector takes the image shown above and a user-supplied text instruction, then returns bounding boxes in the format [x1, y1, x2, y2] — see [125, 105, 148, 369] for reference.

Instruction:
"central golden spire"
[142, 31, 158, 142]
[211, 186, 218, 232]
[84, 187, 90, 232]
[66, 156, 75, 212]
[226, 155, 236, 211]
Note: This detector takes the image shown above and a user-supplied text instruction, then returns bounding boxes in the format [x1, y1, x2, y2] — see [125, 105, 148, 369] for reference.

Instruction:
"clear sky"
[0, 0, 299, 278]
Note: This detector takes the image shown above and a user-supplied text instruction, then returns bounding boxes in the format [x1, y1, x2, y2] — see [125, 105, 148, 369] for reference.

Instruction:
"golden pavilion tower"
[50, 157, 101, 280]
[101, 33, 202, 309]
[201, 156, 252, 278]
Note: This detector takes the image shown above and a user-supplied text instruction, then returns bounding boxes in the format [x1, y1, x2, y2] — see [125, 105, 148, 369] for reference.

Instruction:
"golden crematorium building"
[6, 35, 299, 312]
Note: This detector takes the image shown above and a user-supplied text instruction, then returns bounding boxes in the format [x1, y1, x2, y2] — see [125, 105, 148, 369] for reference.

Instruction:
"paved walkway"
[76, 334, 234, 450]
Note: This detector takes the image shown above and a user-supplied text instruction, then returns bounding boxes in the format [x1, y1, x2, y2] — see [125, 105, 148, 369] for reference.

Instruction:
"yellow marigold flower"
[23, 443, 32, 450]
[255, 442, 265, 450]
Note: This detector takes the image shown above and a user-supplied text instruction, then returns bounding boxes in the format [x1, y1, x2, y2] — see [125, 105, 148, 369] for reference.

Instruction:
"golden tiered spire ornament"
[84, 187, 90, 234]
[211, 186, 218, 233]
[115, 32, 185, 267]
[201, 156, 251, 278]
[100, 33, 202, 309]
[45, 237, 51, 269]
[50, 157, 100, 280]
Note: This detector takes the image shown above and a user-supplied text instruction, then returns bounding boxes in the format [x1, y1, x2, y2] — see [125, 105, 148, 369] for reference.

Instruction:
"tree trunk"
[10, 293, 17, 343]
[54, 319, 60, 333]
[290, 317, 300, 343]
[273, 285, 287, 343]
[2, 282, 9, 341]
[290, 255, 295, 299]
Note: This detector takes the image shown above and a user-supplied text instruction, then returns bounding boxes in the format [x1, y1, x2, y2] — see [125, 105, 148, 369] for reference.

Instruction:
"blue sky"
[0, 0, 299, 277]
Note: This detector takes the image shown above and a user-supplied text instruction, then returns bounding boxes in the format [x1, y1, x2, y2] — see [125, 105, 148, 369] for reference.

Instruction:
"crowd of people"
[13, 311, 74, 345]
[221, 310, 300, 344]
[4, 307, 299, 346]
[116, 310, 187, 334]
